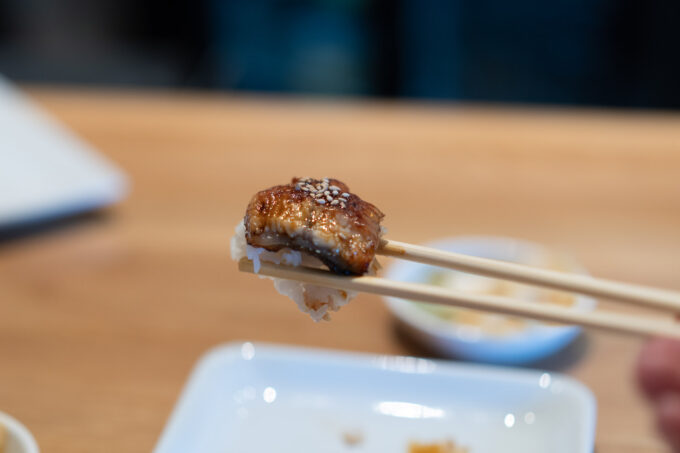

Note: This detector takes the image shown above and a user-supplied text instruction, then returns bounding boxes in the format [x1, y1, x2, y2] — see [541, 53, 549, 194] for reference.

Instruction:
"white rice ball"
[230, 222, 357, 321]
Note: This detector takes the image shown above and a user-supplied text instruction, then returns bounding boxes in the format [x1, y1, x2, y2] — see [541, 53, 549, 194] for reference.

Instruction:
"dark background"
[1, 0, 679, 108]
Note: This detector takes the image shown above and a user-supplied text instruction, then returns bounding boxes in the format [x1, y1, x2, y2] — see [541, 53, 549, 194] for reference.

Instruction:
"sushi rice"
[231, 222, 358, 321]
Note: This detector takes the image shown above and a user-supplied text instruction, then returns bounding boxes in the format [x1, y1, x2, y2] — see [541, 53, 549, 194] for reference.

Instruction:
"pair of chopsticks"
[238, 238, 680, 339]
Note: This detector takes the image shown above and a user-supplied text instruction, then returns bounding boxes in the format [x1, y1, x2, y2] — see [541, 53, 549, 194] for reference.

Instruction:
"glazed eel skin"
[243, 177, 384, 275]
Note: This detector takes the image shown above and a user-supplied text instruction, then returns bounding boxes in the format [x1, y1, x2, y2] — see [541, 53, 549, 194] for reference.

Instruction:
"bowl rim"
[0, 411, 40, 453]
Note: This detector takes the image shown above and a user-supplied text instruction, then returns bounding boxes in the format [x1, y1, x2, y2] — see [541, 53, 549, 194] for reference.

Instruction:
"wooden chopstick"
[238, 259, 680, 339]
[379, 239, 680, 312]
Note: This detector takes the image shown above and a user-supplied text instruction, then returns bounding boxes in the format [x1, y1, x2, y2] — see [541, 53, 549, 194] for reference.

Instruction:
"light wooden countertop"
[1, 88, 679, 452]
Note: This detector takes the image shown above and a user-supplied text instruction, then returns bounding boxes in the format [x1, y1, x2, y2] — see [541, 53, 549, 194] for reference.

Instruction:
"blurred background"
[2, 2, 680, 452]
[1, 0, 680, 108]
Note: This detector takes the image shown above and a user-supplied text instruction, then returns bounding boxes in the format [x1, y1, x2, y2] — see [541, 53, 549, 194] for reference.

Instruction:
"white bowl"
[0, 412, 39, 453]
[383, 237, 597, 365]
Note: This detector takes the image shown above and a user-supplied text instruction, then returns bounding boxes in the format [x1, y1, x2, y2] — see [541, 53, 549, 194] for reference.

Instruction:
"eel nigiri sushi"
[231, 177, 384, 321]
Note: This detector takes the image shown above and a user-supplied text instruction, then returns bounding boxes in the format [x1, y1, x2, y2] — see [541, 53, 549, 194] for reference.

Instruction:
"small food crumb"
[408, 440, 468, 453]
[342, 429, 364, 447]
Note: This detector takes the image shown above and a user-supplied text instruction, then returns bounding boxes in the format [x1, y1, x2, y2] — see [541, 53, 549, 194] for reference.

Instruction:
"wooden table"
[1, 88, 679, 452]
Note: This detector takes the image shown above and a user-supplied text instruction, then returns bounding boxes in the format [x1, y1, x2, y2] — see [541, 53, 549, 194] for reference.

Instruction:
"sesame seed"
[331, 200, 339, 205]
[342, 193, 350, 198]
[316, 199, 326, 204]
[332, 190, 338, 195]
[324, 191, 330, 196]
[329, 185, 340, 191]
[326, 195, 333, 202]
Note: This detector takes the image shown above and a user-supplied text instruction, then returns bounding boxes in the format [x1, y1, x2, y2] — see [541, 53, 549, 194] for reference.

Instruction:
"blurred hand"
[637, 338, 680, 452]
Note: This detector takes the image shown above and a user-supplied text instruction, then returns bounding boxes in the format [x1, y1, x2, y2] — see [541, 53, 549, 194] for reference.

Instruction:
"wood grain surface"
[1, 87, 679, 452]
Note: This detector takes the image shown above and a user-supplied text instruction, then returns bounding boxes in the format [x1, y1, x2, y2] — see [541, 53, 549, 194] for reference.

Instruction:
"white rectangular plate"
[154, 343, 596, 453]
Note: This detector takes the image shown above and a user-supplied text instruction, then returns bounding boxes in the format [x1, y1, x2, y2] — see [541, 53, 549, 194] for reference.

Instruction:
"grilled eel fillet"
[244, 177, 384, 275]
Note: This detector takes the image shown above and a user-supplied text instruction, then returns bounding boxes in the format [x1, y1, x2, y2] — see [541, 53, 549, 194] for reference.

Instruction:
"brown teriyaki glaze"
[244, 177, 384, 275]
